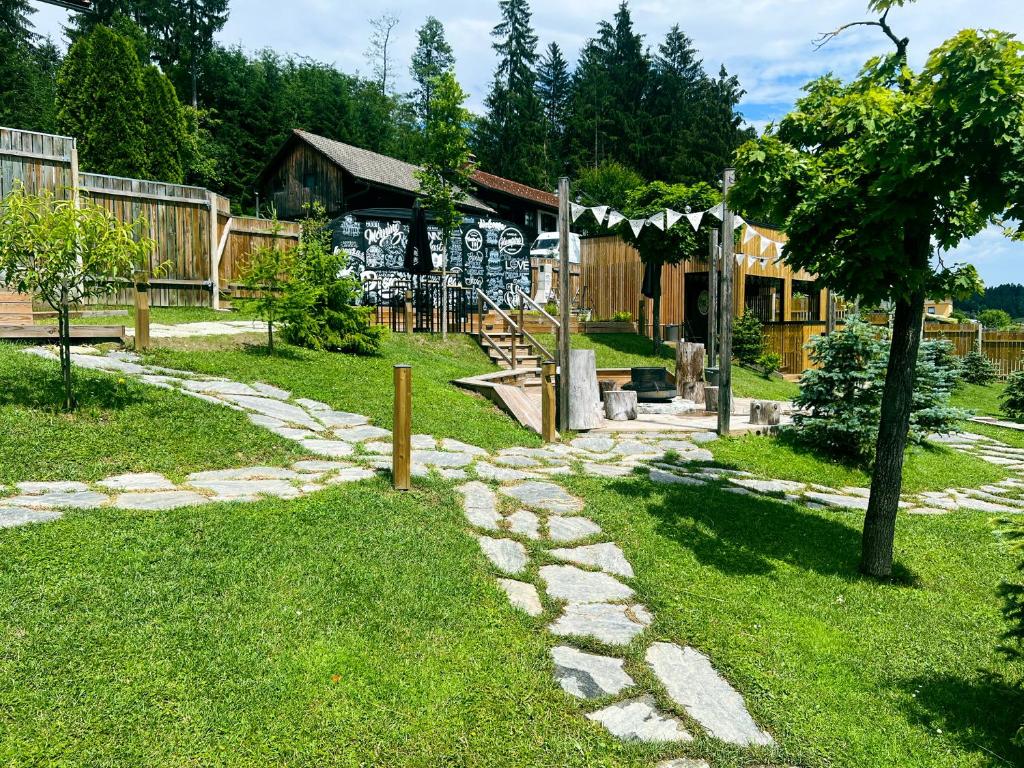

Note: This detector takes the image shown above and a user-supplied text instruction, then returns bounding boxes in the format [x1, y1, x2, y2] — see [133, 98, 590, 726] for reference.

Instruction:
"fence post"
[542, 360, 557, 443]
[207, 190, 220, 310]
[393, 365, 412, 491]
[638, 298, 647, 337]
[133, 270, 150, 351]
[978, 320, 984, 351]
[404, 290, 414, 335]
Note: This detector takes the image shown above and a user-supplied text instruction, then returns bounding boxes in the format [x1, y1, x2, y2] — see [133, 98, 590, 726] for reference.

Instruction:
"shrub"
[544, 301, 558, 316]
[611, 310, 633, 323]
[756, 351, 782, 378]
[1001, 371, 1024, 421]
[980, 308, 1014, 329]
[733, 312, 766, 365]
[793, 320, 969, 460]
[961, 348, 999, 385]
[279, 204, 385, 355]
[238, 218, 294, 354]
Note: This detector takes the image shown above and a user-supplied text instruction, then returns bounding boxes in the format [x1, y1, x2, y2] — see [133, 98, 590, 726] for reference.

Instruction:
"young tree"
[0, 185, 152, 410]
[536, 41, 571, 185]
[572, 160, 643, 234]
[365, 12, 400, 97]
[142, 65, 189, 183]
[56, 25, 149, 178]
[979, 308, 1014, 330]
[238, 219, 293, 354]
[410, 16, 455, 123]
[731, 4, 1024, 577]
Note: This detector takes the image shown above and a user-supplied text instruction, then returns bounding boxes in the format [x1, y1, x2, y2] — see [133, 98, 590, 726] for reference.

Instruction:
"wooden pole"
[134, 271, 150, 351]
[718, 168, 735, 436]
[638, 298, 647, 338]
[207, 189, 220, 310]
[826, 290, 837, 334]
[392, 364, 412, 491]
[542, 359, 557, 443]
[708, 229, 719, 368]
[557, 177, 572, 432]
[405, 290, 414, 335]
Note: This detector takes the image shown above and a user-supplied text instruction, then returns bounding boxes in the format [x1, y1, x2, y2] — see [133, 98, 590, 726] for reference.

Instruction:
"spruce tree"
[57, 26, 148, 178]
[646, 26, 705, 182]
[142, 65, 188, 182]
[477, 0, 546, 187]
[0, 1, 61, 134]
[410, 16, 455, 123]
[536, 42, 571, 185]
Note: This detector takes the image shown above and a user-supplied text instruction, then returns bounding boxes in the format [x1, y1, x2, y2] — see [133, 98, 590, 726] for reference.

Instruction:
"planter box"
[580, 321, 638, 334]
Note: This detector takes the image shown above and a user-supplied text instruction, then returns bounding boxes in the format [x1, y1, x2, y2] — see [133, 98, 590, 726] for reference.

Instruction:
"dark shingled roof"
[280, 130, 494, 214]
[470, 169, 559, 211]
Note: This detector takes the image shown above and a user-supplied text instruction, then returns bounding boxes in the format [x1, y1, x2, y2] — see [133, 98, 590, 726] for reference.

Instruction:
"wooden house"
[470, 170, 559, 236]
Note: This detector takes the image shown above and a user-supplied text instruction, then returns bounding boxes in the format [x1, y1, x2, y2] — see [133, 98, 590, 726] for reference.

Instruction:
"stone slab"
[496, 578, 543, 616]
[324, 467, 377, 483]
[4, 491, 107, 509]
[507, 510, 541, 540]
[550, 645, 634, 699]
[458, 482, 501, 531]
[501, 482, 584, 515]
[474, 462, 538, 482]
[301, 440, 356, 458]
[803, 492, 870, 511]
[650, 469, 706, 486]
[548, 516, 602, 542]
[16, 481, 89, 494]
[334, 425, 392, 442]
[189, 479, 301, 501]
[477, 536, 529, 575]
[549, 543, 634, 578]
[581, 463, 635, 478]
[0, 507, 62, 528]
[440, 438, 489, 456]
[729, 477, 806, 495]
[549, 602, 651, 646]
[317, 411, 370, 428]
[251, 382, 292, 400]
[494, 454, 542, 468]
[115, 490, 210, 510]
[187, 467, 300, 482]
[411, 450, 475, 468]
[539, 565, 633, 603]
[222, 395, 324, 430]
[646, 642, 773, 747]
[292, 460, 352, 472]
[586, 696, 692, 743]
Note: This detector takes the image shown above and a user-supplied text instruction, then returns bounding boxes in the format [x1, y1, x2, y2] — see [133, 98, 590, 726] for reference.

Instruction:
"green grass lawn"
[952, 381, 1009, 419]
[561, 473, 1024, 768]
[146, 332, 541, 452]
[35, 304, 259, 327]
[0, 343, 304, 485]
[0, 479, 659, 767]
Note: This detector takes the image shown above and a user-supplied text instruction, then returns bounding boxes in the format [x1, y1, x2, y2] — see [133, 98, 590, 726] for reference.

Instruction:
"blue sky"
[28, 0, 1024, 285]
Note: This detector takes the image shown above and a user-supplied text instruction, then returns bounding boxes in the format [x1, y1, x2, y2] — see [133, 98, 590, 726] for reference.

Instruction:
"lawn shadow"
[602, 476, 908, 583]
[240, 341, 306, 361]
[0, 354, 143, 412]
[896, 671, 1024, 766]
[578, 332, 675, 363]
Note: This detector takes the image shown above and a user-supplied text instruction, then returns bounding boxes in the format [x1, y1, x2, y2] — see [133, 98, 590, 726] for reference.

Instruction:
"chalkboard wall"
[329, 208, 532, 309]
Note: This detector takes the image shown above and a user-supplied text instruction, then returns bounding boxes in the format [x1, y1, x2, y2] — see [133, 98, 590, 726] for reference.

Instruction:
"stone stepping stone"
[335, 425, 392, 442]
[16, 481, 89, 494]
[411, 434, 437, 449]
[586, 696, 692, 743]
[964, 489, 1024, 508]
[294, 398, 332, 411]
[71, 354, 146, 375]
[411, 450, 475, 468]
[251, 382, 291, 400]
[317, 411, 370, 429]
[97, 473, 176, 492]
[324, 467, 377, 483]
[690, 432, 719, 444]
[474, 462, 538, 482]
[549, 602, 651, 646]
[549, 543, 634, 578]
[249, 413, 286, 429]
[187, 467, 300, 482]
[496, 578, 543, 616]
[548, 516, 602, 542]
[729, 477, 806, 495]
[274, 427, 317, 441]
[571, 436, 616, 454]
[188, 479, 301, 501]
[533, 465, 572, 476]
[458, 482, 501, 531]
[539, 565, 632, 603]
[507, 510, 541, 540]
[803, 491, 870, 511]
[494, 454, 542, 468]
[292, 460, 352, 473]
[438, 468, 468, 480]
[302, 440, 356, 458]
[613, 441, 665, 457]
[4, 490, 107, 509]
[949, 495, 1019, 513]
[581, 463, 634, 478]
[550, 645, 634, 699]
[440, 438, 489, 456]
[650, 469, 706, 486]
[180, 379, 262, 397]
[477, 536, 529, 575]
[506, 446, 574, 461]
[0, 507, 62, 528]
[362, 442, 392, 455]
[501, 482, 583, 515]
[656, 760, 710, 768]
[222, 395, 324, 430]
[979, 454, 1020, 465]
[646, 642, 773, 747]
[115, 490, 210, 510]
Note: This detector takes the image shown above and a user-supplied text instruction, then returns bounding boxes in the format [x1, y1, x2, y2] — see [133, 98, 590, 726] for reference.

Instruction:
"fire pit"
[622, 366, 676, 403]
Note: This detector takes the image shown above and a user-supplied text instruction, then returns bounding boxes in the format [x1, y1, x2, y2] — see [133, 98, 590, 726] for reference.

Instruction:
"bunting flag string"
[570, 202, 587, 222]
[665, 209, 684, 229]
[590, 205, 608, 225]
[629, 218, 646, 237]
[647, 211, 666, 230]
[686, 211, 704, 231]
[606, 210, 625, 228]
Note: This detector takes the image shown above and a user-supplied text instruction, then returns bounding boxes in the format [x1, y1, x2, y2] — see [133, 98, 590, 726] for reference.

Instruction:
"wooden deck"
[0, 324, 127, 344]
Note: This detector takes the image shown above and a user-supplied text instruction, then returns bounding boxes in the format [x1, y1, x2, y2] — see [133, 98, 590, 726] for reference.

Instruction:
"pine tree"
[476, 0, 546, 186]
[56, 26, 148, 178]
[161, 0, 230, 107]
[410, 16, 455, 123]
[0, 0, 34, 41]
[536, 41, 571, 185]
[142, 65, 188, 182]
[566, 37, 612, 169]
[0, 0, 61, 134]
[645, 25, 705, 182]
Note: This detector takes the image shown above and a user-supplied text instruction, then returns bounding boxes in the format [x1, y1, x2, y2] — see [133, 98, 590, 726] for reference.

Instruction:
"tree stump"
[604, 390, 638, 421]
[749, 400, 781, 426]
[598, 379, 618, 401]
[568, 349, 602, 430]
[704, 386, 719, 413]
[676, 341, 705, 402]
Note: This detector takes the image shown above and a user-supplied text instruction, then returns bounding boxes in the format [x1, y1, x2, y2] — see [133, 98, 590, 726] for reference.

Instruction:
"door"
[684, 272, 710, 346]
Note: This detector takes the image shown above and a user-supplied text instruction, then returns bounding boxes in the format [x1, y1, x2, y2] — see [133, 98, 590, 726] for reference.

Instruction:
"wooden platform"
[0, 324, 127, 344]
[0, 291, 33, 324]
[454, 368, 546, 435]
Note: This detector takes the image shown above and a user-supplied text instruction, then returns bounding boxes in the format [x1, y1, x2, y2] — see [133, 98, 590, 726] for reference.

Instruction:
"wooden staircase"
[475, 326, 543, 375]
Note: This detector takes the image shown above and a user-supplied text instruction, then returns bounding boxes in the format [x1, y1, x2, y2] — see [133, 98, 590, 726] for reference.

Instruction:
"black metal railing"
[361, 275, 474, 334]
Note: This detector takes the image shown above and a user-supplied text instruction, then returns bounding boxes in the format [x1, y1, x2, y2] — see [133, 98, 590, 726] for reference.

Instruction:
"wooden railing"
[476, 289, 555, 368]
[515, 287, 561, 332]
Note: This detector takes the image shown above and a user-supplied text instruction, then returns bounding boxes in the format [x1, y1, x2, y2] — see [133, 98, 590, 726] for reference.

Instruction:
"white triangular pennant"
[629, 218, 646, 237]
[647, 211, 665, 230]
[570, 203, 587, 222]
[748, 254, 757, 267]
[607, 210, 625, 228]
[665, 209, 684, 230]
[686, 211, 704, 230]
[761, 237, 775, 256]
[590, 205, 608, 225]
[706, 203, 724, 220]
[742, 224, 758, 244]
[733, 215, 746, 230]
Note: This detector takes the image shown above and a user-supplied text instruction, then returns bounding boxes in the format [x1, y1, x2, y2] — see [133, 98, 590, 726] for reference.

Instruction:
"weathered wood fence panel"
[0, 127, 75, 199]
[763, 322, 826, 374]
[925, 327, 1024, 378]
[219, 216, 301, 297]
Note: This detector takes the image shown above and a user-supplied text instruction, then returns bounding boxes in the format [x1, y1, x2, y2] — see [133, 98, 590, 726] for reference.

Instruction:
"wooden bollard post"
[134, 270, 150, 351]
[404, 290, 414, 335]
[393, 364, 412, 490]
[542, 360, 557, 443]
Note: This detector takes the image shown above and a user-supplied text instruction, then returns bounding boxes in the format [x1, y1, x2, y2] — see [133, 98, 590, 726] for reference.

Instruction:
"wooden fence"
[925, 326, 1024, 378]
[763, 322, 827, 374]
[0, 125, 299, 309]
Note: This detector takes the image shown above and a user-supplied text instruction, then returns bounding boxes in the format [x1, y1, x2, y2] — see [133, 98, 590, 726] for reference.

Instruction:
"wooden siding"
[763, 322, 827, 374]
[0, 291, 33, 324]
[260, 141, 346, 220]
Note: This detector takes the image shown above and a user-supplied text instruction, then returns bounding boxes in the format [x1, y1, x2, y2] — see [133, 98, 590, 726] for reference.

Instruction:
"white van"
[530, 231, 580, 263]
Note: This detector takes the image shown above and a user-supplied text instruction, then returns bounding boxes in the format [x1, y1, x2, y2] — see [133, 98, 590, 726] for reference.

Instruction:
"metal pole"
[718, 169, 735, 436]
[392, 365, 412, 491]
[708, 229, 719, 368]
[557, 177, 571, 432]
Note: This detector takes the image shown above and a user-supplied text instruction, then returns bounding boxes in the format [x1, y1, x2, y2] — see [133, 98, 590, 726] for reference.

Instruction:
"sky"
[27, 0, 1024, 286]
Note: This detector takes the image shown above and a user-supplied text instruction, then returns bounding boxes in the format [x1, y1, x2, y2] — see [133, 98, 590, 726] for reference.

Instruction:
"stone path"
[8, 345, 1022, 766]
[124, 320, 269, 338]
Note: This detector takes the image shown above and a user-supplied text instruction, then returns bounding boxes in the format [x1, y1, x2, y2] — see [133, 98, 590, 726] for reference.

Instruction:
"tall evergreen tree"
[410, 16, 455, 123]
[56, 26, 148, 178]
[142, 65, 188, 182]
[644, 25, 705, 181]
[156, 0, 230, 106]
[476, 0, 546, 186]
[0, 1, 61, 134]
[0, 0, 34, 40]
[536, 41, 571, 185]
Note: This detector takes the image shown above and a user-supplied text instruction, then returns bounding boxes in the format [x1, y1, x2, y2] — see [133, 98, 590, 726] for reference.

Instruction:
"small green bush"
[611, 310, 633, 323]
[733, 312, 766, 365]
[980, 308, 1014, 329]
[544, 301, 558, 316]
[1001, 371, 1024, 421]
[961, 348, 998, 384]
[756, 351, 782, 378]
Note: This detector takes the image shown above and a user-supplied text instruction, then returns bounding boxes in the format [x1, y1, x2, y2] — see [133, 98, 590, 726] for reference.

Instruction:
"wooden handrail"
[514, 287, 560, 330]
[480, 329, 513, 367]
[477, 289, 555, 365]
